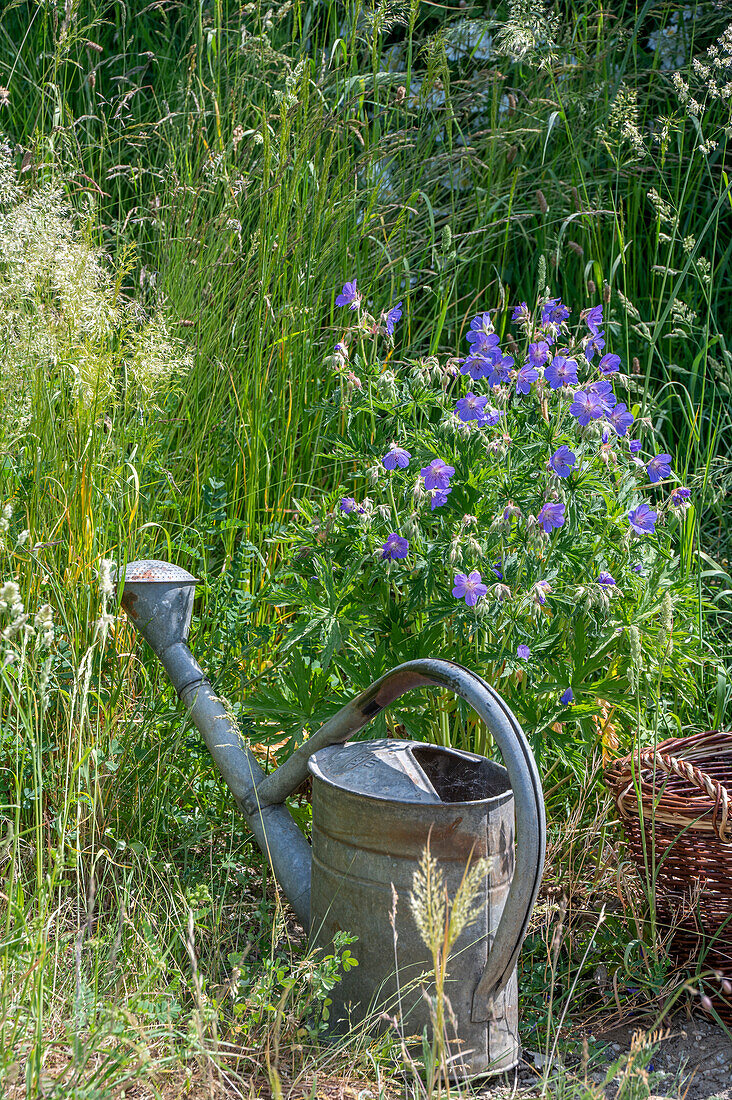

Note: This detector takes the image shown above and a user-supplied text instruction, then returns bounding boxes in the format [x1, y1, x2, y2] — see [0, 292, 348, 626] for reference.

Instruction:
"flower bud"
[403, 513, 420, 538]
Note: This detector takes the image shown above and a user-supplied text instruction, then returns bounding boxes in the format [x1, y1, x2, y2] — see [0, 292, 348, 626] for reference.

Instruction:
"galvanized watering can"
[119, 560, 546, 1077]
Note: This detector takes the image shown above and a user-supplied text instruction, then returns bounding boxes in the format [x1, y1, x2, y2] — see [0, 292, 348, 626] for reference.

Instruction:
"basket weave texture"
[605, 731, 732, 1000]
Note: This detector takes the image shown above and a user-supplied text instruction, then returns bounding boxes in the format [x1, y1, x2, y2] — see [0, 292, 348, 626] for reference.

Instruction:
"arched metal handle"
[254, 658, 546, 1020]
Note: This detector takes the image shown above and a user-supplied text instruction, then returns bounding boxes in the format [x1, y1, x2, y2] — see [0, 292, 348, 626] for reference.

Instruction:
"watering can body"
[309, 740, 520, 1074]
[118, 560, 546, 1079]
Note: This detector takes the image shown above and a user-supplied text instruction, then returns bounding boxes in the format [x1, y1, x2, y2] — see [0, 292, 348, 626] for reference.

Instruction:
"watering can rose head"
[264, 286, 703, 753]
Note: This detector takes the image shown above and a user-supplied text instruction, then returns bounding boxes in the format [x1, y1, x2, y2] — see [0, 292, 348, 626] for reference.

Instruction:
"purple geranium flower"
[381, 533, 409, 560]
[385, 301, 402, 335]
[515, 364, 540, 395]
[569, 389, 606, 425]
[334, 341, 348, 358]
[483, 406, 502, 427]
[383, 443, 411, 470]
[455, 392, 489, 423]
[467, 330, 500, 356]
[528, 341, 551, 368]
[646, 453, 673, 484]
[597, 571, 616, 586]
[340, 497, 359, 513]
[336, 279, 360, 309]
[452, 570, 488, 607]
[460, 354, 487, 381]
[466, 313, 495, 343]
[421, 458, 455, 491]
[599, 353, 621, 375]
[632, 562, 643, 573]
[512, 301, 530, 323]
[560, 687, 574, 705]
[608, 402, 634, 437]
[491, 560, 503, 580]
[671, 486, 691, 506]
[549, 444, 577, 478]
[544, 354, 579, 390]
[536, 501, 566, 534]
[517, 644, 531, 660]
[486, 354, 514, 388]
[587, 379, 617, 412]
[430, 488, 451, 510]
[584, 304, 603, 334]
[461, 345, 500, 380]
[629, 439, 642, 453]
[541, 298, 570, 326]
[628, 503, 657, 535]
[584, 330, 606, 362]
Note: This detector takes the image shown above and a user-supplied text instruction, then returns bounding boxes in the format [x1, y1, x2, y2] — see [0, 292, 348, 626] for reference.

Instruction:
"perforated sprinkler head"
[117, 559, 199, 657]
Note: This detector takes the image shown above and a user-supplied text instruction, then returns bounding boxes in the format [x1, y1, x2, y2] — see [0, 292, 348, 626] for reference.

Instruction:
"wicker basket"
[605, 730, 732, 1017]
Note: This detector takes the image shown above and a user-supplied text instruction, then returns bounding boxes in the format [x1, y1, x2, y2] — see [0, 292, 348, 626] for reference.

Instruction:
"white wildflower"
[0, 581, 22, 616]
[34, 604, 54, 646]
[99, 559, 115, 598]
[96, 611, 115, 641]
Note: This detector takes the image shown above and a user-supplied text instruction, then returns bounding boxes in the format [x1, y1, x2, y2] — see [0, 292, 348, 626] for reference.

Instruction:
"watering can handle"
[254, 658, 545, 1020]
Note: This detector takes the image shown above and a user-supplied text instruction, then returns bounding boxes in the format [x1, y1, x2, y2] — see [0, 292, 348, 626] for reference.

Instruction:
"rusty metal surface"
[118, 558, 198, 656]
[122, 560, 199, 584]
[310, 770, 519, 1076]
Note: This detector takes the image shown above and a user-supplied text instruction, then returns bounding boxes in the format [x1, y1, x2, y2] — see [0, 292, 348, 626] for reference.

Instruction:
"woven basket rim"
[605, 730, 732, 841]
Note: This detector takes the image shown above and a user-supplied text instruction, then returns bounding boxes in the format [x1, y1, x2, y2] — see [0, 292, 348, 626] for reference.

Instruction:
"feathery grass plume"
[495, 0, 559, 65]
[126, 312, 193, 400]
[658, 592, 674, 657]
[600, 84, 647, 161]
[409, 839, 491, 1090]
[0, 137, 191, 442]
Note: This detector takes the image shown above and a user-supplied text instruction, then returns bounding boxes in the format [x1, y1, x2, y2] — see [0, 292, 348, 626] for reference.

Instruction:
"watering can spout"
[118, 560, 313, 928]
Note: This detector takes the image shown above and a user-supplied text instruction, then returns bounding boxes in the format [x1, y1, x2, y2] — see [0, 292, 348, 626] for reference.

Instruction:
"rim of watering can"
[308, 738, 514, 808]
